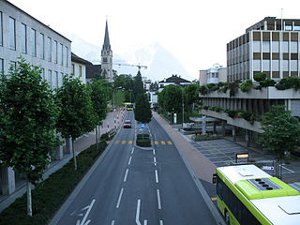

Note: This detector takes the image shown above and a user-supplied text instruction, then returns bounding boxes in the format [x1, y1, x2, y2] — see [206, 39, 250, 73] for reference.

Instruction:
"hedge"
[0, 139, 109, 225]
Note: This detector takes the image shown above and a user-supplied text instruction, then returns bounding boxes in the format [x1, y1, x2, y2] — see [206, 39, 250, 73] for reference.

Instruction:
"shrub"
[229, 81, 240, 97]
[259, 79, 276, 88]
[275, 76, 300, 90]
[199, 85, 209, 95]
[239, 80, 253, 92]
[218, 82, 229, 93]
[0, 142, 107, 225]
[253, 72, 267, 82]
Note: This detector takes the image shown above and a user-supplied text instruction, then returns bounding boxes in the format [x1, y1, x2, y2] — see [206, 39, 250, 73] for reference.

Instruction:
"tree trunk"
[27, 181, 32, 216]
[72, 138, 77, 170]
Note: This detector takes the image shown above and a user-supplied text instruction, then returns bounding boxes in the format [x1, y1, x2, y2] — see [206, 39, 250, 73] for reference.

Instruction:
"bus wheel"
[225, 210, 230, 225]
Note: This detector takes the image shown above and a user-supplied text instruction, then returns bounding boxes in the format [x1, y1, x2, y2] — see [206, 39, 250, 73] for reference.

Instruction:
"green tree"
[56, 75, 96, 170]
[158, 84, 182, 113]
[133, 70, 145, 101]
[184, 84, 199, 111]
[89, 79, 110, 148]
[260, 105, 300, 159]
[0, 60, 59, 216]
[135, 93, 152, 123]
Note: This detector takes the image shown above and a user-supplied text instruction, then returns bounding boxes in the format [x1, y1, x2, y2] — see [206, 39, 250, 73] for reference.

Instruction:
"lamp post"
[182, 88, 184, 128]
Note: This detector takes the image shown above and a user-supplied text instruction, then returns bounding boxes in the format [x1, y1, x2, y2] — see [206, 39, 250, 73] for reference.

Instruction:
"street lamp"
[182, 88, 184, 128]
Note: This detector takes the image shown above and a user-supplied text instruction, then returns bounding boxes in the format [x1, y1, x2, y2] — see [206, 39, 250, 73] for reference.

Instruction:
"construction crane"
[113, 63, 147, 72]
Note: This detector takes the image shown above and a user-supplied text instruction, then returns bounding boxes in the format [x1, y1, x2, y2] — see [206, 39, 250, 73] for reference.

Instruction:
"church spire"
[101, 20, 113, 82]
[102, 20, 111, 52]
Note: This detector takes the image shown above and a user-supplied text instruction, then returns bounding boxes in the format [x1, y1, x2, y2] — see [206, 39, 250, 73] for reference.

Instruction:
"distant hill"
[69, 34, 189, 82]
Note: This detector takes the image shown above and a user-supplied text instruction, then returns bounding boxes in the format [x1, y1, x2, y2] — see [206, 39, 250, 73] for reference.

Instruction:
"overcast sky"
[9, 0, 300, 80]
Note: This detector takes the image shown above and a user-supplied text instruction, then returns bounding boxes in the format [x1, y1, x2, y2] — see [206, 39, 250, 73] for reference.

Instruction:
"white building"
[0, 0, 71, 88]
[71, 52, 91, 84]
[0, 0, 71, 197]
[199, 64, 227, 85]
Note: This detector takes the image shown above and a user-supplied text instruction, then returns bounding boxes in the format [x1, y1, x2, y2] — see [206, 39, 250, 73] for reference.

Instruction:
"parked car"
[123, 120, 132, 128]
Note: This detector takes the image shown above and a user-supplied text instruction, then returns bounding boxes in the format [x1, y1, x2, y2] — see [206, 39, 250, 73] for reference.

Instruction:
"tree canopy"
[135, 93, 152, 123]
[0, 60, 59, 216]
[56, 75, 96, 140]
[259, 105, 300, 159]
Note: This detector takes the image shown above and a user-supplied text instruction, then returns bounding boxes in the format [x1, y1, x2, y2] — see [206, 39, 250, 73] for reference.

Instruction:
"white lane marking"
[76, 199, 95, 225]
[136, 199, 142, 225]
[153, 149, 156, 155]
[128, 156, 132, 165]
[154, 157, 157, 164]
[116, 188, 124, 208]
[131, 147, 135, 154]
[160, 220, 164, 225]
[156, 189, 162, 210]
[155, 170, 159, 183]
[111, 221, 115, 225]
[124, 169, 129, 182]
[144, 220, 147, 225]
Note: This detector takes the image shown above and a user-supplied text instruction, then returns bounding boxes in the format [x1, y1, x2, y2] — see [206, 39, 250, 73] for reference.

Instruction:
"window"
[38, 33, 44, 59]
[60, 43, 63, 65]
[0, 12, 3, 46]
[21, 23, 27, 53]
[9, 17, 16, 50]
[217, 176, 261, 225]
[79, 65, 82, 77]
[65, 46, 69, 67]
[10, 61, 16, 70]
[47, 70, 52, 87]
[53, 71, 58, 89]
[53, 40, 58, 64]
[0, 58, 3, 74]
[47, 37, 52, 62]
[72, 64, 75, 74]
[31, 28, 37, 56]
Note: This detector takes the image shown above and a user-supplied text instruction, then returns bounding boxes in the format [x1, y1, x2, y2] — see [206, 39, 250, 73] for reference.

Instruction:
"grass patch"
[0, 139, 109, 225]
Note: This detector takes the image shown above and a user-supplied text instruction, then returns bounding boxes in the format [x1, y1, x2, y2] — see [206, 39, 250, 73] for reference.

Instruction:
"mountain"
[70, 35, 189, 82]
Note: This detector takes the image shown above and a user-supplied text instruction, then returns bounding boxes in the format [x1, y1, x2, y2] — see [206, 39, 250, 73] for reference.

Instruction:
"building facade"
[200, 17, 300, 147]
[101, 20, 113, 82]
[0, 0, 71, 197]
[199, 64, 227, 85]
[71, 52, 91, 84]
[227, 17, 300, 82]
[0, 0, 71, 88]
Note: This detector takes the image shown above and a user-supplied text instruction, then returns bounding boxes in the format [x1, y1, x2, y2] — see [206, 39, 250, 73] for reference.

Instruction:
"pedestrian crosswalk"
[114, 140, 173, 145]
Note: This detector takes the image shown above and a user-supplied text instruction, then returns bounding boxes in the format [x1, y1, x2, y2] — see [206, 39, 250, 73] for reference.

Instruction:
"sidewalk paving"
[0, 109, 125, 213]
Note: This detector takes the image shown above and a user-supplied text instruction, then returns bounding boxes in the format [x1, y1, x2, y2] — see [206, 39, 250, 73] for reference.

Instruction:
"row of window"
[0, 11, 69, 67]
[0, 58, 64, 89]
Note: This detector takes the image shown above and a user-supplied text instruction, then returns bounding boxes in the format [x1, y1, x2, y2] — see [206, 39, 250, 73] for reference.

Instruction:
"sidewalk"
[0, 109, 125, 213]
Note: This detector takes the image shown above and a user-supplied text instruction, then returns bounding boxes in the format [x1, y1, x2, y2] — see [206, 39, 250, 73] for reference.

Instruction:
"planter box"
[200, 87, 300, 100]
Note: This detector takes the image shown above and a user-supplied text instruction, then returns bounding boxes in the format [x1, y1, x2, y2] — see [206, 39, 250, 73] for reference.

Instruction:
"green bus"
[213, 164, 300, 225]
[124, 102, 134, 111]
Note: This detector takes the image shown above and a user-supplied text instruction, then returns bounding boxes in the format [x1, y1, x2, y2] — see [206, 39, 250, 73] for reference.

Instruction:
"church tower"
[101, 20, 113, 82]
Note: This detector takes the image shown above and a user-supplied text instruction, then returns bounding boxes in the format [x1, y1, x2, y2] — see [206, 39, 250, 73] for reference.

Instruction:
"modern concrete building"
[0, 0, 71, 196]
[227, 17, 300, 82]
[199, 64, 227, 85]
[200, 17, 300, 146]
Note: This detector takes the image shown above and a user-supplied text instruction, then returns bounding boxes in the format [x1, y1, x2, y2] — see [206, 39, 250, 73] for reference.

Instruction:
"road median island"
[0, 135, 112, 225]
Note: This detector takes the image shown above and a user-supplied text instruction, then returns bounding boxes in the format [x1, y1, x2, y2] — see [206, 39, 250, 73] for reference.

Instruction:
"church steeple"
[102, 20, 111, 52]
[101, 20, 113, 82]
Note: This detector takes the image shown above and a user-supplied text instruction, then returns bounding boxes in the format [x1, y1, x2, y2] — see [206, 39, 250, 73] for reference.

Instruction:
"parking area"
[190, 138, 300, 184]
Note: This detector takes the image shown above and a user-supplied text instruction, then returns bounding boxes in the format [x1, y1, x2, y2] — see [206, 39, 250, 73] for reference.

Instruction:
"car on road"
[123, 120, 132, 128]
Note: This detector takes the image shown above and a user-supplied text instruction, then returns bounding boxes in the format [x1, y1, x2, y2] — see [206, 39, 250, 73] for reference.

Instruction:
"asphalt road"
[51, 111, 217, 225]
